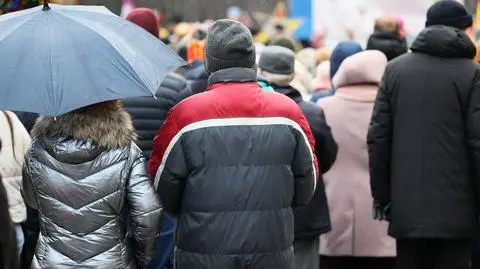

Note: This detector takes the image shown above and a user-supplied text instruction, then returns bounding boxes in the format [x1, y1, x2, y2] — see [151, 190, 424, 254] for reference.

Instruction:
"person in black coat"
[124, 8, 192, 161]
[123, 8, 192, 269]
[367, 1, 479, 269]
[366, 31, 407, 61]
[366, 16, 408, 61]
[123, 73, 192, 161]
[259, 45, 337, 269]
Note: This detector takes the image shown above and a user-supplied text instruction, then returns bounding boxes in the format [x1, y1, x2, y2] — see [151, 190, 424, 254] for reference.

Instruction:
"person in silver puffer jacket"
[21, 100, 162, 269]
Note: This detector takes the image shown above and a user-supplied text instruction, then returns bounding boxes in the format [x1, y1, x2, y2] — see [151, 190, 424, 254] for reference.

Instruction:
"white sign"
[313, 0, 464, 48]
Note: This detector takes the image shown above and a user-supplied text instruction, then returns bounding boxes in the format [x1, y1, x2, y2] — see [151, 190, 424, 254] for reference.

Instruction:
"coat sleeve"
[127, 146, 162, 269]
[149, 110, 188, 217]
[367, 69, 393, 205]
[21, 151, 37, 210]
[307, 106, 338, 173]
[291, 107, 320, 207]
[467, 70, 480, 209]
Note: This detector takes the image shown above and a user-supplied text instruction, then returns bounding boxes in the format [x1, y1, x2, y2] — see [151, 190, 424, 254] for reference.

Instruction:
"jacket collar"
[272, 84, 303, 103]
[208, 67, 257, 87]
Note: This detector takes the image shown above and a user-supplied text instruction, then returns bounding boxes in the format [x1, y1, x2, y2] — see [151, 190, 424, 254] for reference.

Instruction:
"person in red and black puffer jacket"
[150, 19, 318, 269]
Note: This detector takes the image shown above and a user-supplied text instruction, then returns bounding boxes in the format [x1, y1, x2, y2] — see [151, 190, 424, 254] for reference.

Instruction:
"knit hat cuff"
[425, 14, 473, 29]
[206, 53, 256, 73]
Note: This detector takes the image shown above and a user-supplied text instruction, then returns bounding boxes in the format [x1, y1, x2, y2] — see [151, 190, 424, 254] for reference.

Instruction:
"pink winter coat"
[317, 50, 395, 257]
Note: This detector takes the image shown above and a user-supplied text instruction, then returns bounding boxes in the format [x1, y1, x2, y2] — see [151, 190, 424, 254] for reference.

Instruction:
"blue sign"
[289, 0, 312, 40]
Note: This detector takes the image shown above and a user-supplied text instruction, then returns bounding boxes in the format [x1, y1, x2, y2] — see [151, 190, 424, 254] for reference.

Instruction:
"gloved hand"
[373, 201, 391, 221]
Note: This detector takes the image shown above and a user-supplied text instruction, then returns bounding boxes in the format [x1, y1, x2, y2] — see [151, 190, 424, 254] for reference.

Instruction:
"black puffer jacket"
[366, 31, 408, 61]
[123, 73, 191, 160]
[367, 25, 480, 239]
[183, 61, 209, 94]
[274, 84, 337, 240]
[149, 68, 319, 269]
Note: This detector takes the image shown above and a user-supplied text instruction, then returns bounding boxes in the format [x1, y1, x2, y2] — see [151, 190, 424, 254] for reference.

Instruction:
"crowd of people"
[2, 0, 480, 269]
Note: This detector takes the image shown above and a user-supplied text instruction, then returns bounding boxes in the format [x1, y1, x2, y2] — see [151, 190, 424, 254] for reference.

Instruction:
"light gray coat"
[22, 104, 161, 269]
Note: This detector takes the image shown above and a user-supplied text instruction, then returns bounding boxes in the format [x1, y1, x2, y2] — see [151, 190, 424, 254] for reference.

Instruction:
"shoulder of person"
[157, 72, 189, 94]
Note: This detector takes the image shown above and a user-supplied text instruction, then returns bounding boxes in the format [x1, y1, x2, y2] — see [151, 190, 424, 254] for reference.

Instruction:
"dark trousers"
[20, 206, 39, 269]
[396, 239, 471, 269]
[294, 238, 319, 269]
[320, 256, 395, 269]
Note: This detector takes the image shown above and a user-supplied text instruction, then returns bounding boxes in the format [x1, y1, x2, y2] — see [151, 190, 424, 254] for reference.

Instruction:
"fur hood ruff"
[31, 104, 136, 149]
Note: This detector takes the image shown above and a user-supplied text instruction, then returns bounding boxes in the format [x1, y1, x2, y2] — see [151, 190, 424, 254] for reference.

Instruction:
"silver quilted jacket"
[22, 105, 162, 269]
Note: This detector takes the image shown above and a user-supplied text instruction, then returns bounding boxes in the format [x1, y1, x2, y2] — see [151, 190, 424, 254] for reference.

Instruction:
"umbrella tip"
[42, 0, 50, 11]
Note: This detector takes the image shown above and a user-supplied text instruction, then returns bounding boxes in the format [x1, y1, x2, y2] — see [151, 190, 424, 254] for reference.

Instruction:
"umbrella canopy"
[0, 3, 185, 116]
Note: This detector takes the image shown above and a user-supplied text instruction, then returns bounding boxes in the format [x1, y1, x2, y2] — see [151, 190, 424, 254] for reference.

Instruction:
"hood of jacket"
[366, 31, 408, 61]
[410, 25, 476, 59]
[333, 50, 387, 88]
[332, 50, 387, 102]
[31, 104, 135, 163]
[330, 41, 363, 79]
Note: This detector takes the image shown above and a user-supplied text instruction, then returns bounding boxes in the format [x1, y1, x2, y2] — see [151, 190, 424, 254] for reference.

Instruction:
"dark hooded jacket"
[149, 68, 319, 269]
[366, 31, 408, 61]
[123, 73, 191, 161]
[367, 25, 480, 239]
[273, 84, 337, 240]
[23, 104, 162, 268]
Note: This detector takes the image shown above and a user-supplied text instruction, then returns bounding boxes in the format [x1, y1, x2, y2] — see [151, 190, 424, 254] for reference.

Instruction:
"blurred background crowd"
[3, 1, 480, 269]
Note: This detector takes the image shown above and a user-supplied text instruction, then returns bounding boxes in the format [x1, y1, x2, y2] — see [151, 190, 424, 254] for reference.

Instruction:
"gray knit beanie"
[205, 19, 256, 73]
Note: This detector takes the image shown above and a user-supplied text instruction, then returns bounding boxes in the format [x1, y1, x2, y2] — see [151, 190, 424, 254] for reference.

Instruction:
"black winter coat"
[366, 31, 408, 61]
[367, 25, 480, 239]
[274, 84, 337, 240]
[123, 73, 191, 160]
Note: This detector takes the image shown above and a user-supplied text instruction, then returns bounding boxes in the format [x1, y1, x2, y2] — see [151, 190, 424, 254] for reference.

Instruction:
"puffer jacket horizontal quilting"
[123, 73, 192, 161]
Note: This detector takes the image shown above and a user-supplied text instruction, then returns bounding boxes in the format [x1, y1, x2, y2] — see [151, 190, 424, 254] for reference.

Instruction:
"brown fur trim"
[31, 103, 136, 149]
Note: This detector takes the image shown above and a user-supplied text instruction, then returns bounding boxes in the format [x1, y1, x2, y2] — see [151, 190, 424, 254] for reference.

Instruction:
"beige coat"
[317, 51, 395, 257]
[291, 58, 314, 99]
[0, 111, 30, 223]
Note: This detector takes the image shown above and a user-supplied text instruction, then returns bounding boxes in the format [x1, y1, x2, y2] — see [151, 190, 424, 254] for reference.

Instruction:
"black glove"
[373, 201, 391, 221]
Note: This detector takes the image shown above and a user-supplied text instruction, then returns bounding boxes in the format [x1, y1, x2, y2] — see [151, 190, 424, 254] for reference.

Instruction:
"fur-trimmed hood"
[31, 104, 136, 149]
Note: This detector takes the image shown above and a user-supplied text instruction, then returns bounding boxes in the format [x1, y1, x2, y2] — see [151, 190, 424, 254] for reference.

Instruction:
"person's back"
[257, 45, 338, 269]
[368, 1, 480, 268]
[22, 102, 161, 269]
[371, 25, 477, 238]
[149, 20, 318, 269]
